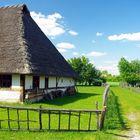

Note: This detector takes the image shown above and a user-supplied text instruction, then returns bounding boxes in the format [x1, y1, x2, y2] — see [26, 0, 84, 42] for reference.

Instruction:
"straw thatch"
[0, 4, 77, 77]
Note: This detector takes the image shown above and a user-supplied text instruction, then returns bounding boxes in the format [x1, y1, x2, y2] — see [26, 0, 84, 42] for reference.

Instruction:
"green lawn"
[111, 87, 140, 131]
[0, 86, 104, 132]
[0, 86, 104, 109]
[0, 86, 140, 140]
[107, 82, 120, 86]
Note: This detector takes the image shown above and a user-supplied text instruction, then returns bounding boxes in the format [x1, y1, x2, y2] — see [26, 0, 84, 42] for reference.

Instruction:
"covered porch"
[0, 74, 75, 103]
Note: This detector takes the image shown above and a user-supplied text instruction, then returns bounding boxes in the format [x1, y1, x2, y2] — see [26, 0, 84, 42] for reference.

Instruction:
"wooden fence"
[0, 85, 110, 131]
[100, 85, 110, 130]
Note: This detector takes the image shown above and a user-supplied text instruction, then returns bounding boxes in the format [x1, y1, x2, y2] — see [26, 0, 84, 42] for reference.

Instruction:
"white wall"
[48, 77, 75, 88]
[24, 76, 75, 89]
[25, 75, 33, 89]
[0, 91, 21, 102]
[12, 74, 21, 89]
[57, 77, 75, 87]
[39, 76, 45, 89]
[48, 77, 56, 88]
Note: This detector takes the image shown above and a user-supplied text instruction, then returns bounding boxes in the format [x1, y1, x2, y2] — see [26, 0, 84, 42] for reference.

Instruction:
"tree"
[68, 57, 84, 84]
[68, 56, 105, 85]
[118, 58, 140, 86]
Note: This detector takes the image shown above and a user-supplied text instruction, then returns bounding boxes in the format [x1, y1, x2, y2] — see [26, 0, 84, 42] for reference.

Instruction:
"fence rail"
[0, 105, 102, 131]
[0, 85, 110, 131]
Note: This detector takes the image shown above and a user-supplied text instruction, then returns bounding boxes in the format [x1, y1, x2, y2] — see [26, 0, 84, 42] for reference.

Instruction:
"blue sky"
[1, 0, 140, 75]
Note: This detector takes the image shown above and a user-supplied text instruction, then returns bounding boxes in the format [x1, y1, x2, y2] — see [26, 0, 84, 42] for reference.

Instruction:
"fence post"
[17, 109, 20, 130]
[102, 85, 110, 106]
[100, 85, 110, 130]
[27, 110, 29, 130]
[39, 105, 42, 130]
[48, 110, 50, 130]
[96, 101, 99, 130]
[88, 112, 92, 131]
[68, 111, 71, 130]
[99, 106, 106, 130]
[0, 120, 1, 129]
[58, 111, 61, 130]
[7, 108, 11, 130]
[78, 112, 81, 130]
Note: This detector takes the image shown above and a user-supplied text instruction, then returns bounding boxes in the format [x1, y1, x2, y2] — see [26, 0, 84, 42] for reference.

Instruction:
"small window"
[33, 76, 39, 89]
[0, 75, 12, 88]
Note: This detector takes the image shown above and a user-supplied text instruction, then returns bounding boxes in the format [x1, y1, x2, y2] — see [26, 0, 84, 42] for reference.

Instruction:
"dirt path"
[127, 113, 140, 140]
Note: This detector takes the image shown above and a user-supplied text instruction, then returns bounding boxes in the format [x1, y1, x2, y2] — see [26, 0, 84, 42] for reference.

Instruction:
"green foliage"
[107, 82, 120, 87]
[101, 70, 121, 82]
[118, 57, 140, 86]
[24, 99, 32, 105]
[111, 86, 140, 131]
[104, 91, 126, 130]
[68, 56, 105, 85]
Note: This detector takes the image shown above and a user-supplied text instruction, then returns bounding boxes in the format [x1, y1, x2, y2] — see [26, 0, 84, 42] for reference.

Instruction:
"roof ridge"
[0, 4, 30, 15]
[0, 4, 26, 9]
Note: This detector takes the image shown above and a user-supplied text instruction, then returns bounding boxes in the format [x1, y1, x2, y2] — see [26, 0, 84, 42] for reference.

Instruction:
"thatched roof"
[0, 4, 77, 77]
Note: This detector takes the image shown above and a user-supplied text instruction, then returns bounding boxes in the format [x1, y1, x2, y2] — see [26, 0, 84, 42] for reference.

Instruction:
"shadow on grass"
[35, 92, 100, 106]
[104, 90, 128, 130]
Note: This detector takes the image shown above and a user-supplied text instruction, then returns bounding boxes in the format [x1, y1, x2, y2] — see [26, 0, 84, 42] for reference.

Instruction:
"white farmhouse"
[0, 4, 77, 102]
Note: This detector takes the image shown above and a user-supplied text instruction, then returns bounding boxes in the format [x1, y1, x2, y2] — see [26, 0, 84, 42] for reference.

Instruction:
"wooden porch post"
[20, 75, 25, 102]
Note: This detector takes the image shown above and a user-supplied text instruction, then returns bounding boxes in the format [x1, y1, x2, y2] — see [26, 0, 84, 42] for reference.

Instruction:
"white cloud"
[97, 65, 119, 75]
[73, 52, 79, 56]
[108, 32, 140, 41]
[122, 55, 128, 59]
[68, 30, 78, 36]
[56, 42, 75, 49]
[81, 53, 86, 56]
[31, 11, 65, 37]
[97, 60, 119, 75]
[57, 48, 67, 53]
[87, 51, 107, 57]
[96, 32, 104, 36]
[104, 60, 118, 64]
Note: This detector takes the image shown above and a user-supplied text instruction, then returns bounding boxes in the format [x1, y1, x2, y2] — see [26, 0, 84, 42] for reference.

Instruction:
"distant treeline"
[118, 57, 140, 87]
[68, 56, 140, 87]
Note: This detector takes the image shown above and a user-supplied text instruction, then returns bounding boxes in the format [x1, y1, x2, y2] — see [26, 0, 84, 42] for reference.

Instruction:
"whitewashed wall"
[48, 77, 75, 88]
[12, 74, 20, 89]
[0, 91, 21, 102]
[39, 76, 45, 89]
[48, 77, 56, 88]
[57, 77, 75, 87]
[25, 75, 33, 89]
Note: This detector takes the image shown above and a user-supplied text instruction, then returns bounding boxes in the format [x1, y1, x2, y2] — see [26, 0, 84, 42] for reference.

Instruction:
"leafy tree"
[101, 70, 120, 82]
[118, 58, 140, 86]
[68, 57, 84, 84]
[68, 56, 105, 85]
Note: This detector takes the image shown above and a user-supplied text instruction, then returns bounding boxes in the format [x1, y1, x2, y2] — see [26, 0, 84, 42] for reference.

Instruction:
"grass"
[111, 87, 140, 131]
[107, 82, 120, 87]
[0, 85, 140, 139]
[126, 86, 140, 94]
[0, 86, 119, 140]
[0, 86, 104, 109]
[104, 91, 126, 130]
